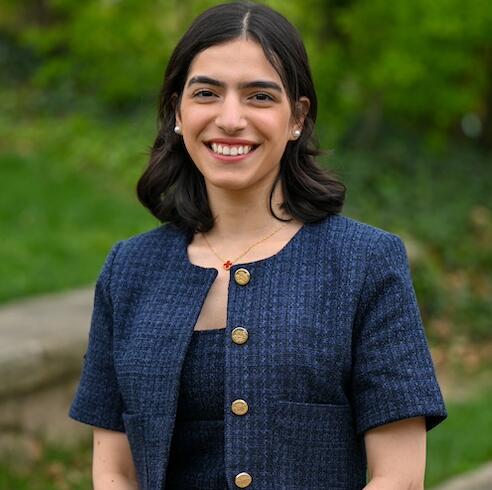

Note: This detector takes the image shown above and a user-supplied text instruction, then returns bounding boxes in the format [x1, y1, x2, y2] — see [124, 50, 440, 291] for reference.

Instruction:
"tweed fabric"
[164, 328, 226, 489]
[69, 213, 447, 490]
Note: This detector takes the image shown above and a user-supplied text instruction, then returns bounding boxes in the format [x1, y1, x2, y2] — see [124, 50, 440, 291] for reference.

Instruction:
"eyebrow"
[186, 75, 283, 93]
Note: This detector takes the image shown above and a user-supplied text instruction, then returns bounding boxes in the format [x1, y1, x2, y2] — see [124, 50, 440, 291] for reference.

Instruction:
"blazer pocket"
[271, 401, 365, 489]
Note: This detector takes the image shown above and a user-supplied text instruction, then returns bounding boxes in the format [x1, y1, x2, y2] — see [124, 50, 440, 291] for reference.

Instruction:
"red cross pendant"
[223, 260, 233, 270]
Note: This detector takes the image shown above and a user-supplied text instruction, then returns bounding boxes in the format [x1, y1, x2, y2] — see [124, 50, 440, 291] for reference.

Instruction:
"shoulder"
[109, 222, 183, 263]
[97, 223, 186, 288]
[94, 223, 192, 301]
[313, 213, 406, 258]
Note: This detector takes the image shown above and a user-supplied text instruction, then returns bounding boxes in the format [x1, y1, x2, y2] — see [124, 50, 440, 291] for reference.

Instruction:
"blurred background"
[0, 0, 491, 488]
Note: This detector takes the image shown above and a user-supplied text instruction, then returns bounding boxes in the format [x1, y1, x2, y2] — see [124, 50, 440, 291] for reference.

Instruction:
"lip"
[205, 138, 259, 146]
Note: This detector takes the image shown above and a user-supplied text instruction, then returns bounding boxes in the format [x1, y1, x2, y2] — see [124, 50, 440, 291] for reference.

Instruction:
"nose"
[214, 94, 247, 134]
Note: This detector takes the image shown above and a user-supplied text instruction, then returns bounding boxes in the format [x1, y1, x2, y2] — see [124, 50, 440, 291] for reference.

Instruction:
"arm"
[68, 243, 136, 486]
[350, 232, 446, 486]
[93, 427, 139, 490]
[363, 416, 426, 490]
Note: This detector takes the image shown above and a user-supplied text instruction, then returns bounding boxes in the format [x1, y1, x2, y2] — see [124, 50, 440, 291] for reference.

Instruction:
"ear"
[171, 92, 182, 126]
[289, 96, 310, 140]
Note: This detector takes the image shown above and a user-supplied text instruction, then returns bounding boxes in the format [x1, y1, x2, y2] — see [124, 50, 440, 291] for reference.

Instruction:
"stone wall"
[0, 288, 94, 462]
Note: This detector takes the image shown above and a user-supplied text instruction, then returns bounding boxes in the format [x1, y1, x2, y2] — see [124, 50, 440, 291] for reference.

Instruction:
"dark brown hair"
[137, 1, 345, 236]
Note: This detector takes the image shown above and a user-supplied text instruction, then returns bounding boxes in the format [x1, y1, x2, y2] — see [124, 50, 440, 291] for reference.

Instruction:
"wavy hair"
[136, 1, 346, 236]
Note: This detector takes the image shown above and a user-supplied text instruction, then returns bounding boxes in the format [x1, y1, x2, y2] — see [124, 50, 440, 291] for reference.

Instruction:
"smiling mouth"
[204, 142, 260, 157]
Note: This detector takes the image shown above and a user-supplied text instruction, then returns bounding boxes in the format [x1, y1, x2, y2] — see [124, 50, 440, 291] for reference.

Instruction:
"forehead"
[186, 38, 283, 86]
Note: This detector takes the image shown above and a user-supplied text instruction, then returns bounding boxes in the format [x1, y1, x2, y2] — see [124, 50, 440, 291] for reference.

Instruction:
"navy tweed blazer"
[69, 213, 447, 489]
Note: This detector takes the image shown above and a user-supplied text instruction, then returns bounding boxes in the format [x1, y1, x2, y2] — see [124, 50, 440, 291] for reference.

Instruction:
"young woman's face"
[176, 38, 308, 192]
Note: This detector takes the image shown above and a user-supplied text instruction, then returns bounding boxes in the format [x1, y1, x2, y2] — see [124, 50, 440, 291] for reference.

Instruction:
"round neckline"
[183, 220, 309, 272]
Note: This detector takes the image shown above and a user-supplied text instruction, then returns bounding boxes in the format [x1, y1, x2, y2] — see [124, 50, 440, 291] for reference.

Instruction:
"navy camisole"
[164, 328, 226, 489]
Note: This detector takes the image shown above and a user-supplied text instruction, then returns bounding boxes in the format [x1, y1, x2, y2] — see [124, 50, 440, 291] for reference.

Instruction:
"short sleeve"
[69, 241, 125, 432]
[351, 232, 447, 436]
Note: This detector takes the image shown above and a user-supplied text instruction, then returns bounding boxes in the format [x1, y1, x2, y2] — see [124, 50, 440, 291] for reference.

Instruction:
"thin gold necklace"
[201, 223, 289, 270]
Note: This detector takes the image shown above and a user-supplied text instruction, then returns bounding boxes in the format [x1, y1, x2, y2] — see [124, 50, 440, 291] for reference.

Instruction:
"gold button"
[235, 472, 252, 488]
[234, 268, 251, 286]
[231, 399, 249, 415]
[231, 327, 249, 344]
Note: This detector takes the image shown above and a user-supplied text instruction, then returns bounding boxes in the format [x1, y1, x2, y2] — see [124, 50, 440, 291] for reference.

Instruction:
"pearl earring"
[174, 125, 182, 135]
[293, 129, 301, 138]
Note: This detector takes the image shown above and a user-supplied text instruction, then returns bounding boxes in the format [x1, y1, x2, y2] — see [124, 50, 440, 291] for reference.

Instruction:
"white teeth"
[210, 143, 254, 156]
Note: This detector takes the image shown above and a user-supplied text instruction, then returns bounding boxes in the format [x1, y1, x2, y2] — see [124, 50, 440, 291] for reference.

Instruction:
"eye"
[193, 90, 216, 99]
[251, 93, 274, 102]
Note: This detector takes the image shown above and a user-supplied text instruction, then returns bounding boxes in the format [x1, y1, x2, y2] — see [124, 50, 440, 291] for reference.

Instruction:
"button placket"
[230, 267, 253, 486]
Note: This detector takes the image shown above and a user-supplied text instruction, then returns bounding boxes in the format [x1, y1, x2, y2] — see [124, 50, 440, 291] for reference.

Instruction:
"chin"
[206, 174, 256, 192]
[214, 180, 251, 191]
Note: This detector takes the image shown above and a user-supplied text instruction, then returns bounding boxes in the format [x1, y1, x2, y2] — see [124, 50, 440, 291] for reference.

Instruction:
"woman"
[69, 2, 447, 489]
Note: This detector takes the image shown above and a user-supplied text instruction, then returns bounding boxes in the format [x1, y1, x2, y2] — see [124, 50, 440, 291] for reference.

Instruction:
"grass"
[0, 385, 491, 488]
[0, 111, 157, 304]
[0, 439, 92, 490]
[0, 150, 156, 303]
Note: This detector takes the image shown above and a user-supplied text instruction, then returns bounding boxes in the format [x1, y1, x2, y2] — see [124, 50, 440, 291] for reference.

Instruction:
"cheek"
[181, 112, 210, 154]
[256, 112, 292, 139]
[180, 104, 211, 133]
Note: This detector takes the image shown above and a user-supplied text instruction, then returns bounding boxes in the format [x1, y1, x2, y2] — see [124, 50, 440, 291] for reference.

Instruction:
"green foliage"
[331, 0, 492, 147]
[0, 438, 93, 490]
[1, 0, 491, 145]
[426, 383, 492, 486]
[336, 143, 492, 343]
[3, 0, 185, 108]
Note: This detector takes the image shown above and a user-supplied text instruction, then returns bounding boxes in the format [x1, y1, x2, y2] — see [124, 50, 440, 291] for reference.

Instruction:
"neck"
[204, 178, 292, 242]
